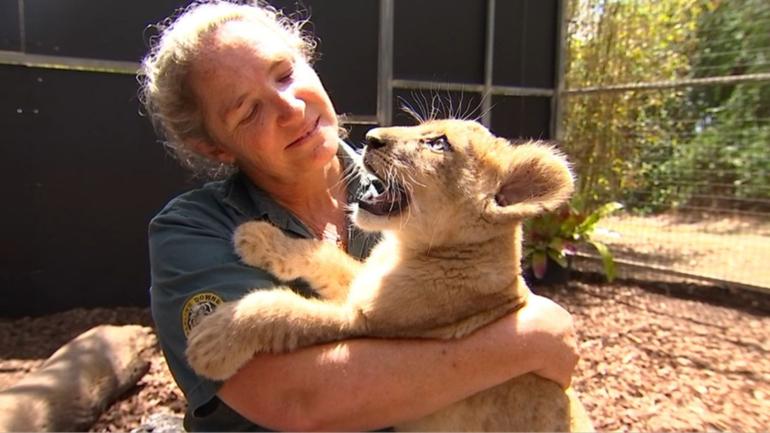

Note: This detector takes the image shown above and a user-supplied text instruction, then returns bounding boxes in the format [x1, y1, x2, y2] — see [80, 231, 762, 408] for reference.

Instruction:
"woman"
[141, 1, 579, 431]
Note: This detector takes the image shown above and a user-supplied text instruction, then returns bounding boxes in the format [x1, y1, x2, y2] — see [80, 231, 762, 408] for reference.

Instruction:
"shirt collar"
[220, 140, 373, 240]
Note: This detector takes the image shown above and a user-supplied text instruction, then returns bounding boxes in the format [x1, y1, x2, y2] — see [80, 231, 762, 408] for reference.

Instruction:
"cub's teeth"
[370, 178, 387, 194]
[361, 189, 379, 203]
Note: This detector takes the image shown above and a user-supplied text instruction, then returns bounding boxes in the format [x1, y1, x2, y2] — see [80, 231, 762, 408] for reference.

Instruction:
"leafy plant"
[563, 0, 770, 214]
[524, 201, 624, 282]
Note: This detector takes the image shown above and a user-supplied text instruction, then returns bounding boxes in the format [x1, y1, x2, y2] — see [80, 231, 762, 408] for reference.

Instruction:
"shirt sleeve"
[148, 193, 278, 415]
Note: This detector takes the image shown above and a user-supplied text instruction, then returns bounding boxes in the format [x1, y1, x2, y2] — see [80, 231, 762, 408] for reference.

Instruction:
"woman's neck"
[247, 156, 347, 225]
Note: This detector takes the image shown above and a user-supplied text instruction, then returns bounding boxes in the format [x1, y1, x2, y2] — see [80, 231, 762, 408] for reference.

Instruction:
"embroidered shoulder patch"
[181, 292, 224, 337]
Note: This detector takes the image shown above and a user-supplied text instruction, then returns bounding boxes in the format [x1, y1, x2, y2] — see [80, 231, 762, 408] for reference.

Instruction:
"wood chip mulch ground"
[542, 274, 769, 432]
[1, 274, 768, 432]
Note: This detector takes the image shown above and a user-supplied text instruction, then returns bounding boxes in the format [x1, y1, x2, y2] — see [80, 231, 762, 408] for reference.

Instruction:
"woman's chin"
[304, 129, 338, 166]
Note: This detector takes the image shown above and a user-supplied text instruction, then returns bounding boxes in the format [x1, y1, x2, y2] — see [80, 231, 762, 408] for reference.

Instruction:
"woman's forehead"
[193, 21, 298, 83]
[210, 19, 299, 60]
[190, 21, 303, 122]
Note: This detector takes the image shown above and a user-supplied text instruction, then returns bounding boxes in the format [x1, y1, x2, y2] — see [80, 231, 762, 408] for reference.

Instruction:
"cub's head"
[353, 119, 574, 246]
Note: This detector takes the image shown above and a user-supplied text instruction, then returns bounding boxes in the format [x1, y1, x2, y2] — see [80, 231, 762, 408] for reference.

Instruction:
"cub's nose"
[365, 134, 387, 150]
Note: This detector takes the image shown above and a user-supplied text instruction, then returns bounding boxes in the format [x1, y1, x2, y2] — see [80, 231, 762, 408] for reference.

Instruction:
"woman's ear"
[189, 139, 237, 164]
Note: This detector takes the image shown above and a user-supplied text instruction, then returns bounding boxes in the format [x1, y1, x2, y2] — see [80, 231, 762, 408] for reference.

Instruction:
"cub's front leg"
[186, 288, 363, 380]
[234, 221, 362, 302]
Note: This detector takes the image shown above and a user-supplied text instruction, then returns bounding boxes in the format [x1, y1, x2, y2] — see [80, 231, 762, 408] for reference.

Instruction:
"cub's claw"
[185, 302, 254, 380]
[233, 221, 285, 263]
[185, 289, 316, 380]
[233, 221, 319, 281]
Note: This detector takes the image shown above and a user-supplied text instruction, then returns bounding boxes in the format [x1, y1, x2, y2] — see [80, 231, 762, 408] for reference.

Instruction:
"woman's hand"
[515, 294, 579, 388]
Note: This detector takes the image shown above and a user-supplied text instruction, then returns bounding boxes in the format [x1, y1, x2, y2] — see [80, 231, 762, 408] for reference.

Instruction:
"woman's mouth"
[286, 117, 321, 148]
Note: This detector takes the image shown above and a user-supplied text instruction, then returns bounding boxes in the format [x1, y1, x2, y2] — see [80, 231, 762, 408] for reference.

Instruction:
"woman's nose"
[275, 90, 305, 127]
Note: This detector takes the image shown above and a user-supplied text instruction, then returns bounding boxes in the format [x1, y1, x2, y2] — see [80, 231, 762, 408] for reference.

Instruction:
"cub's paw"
[233, 221, 318, 281]
[185, 302, 256, 380]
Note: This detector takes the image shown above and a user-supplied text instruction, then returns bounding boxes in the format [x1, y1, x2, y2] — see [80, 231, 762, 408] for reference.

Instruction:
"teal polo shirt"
[149, 141, 380, 431]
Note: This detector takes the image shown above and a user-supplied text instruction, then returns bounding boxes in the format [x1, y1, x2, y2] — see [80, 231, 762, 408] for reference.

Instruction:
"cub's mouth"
[358, 159, 411, 217]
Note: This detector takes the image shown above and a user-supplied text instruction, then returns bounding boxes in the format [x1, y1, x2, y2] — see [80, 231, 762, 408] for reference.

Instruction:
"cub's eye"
[426, 135, 451, 152]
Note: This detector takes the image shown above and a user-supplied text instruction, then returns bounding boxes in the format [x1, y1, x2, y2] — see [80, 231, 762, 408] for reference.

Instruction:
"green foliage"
[562, 0, 770, 214]
[524, 200, 623, 282]
[669, 0, 770, 210]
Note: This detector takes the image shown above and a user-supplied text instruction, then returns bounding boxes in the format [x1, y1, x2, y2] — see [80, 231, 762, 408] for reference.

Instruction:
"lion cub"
[186, 119, 593, 431]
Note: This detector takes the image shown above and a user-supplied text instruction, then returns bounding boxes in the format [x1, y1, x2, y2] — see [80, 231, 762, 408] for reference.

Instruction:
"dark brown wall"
[0, 0, 558, 317]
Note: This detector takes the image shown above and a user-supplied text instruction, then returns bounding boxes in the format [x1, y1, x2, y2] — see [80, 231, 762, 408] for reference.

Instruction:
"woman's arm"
[218, 294, 578, 431]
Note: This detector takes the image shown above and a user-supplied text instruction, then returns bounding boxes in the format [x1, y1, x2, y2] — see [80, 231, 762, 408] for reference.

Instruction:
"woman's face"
[189, 19, 339, 183]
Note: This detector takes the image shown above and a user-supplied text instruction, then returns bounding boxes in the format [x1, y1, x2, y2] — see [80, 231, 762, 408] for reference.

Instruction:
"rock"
[0, 325, 156, 432]
[130, 413, 185, 433]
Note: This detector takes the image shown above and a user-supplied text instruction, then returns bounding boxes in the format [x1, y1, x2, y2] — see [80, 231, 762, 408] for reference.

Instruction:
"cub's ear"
[482, 141, 574, 223]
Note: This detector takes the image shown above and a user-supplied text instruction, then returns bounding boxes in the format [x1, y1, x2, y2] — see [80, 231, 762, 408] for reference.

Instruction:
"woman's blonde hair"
[139, 0, 316, 179]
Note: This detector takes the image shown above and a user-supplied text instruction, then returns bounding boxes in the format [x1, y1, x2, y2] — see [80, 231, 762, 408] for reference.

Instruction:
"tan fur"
[186, 119, 593, 431]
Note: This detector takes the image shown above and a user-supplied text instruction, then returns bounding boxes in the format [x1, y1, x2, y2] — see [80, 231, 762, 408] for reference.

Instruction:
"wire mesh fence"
[558, 0, 770, 290]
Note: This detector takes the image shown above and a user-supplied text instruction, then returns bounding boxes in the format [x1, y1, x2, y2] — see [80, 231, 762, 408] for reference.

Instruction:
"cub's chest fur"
[348, 232, 526, 338]
[185, 119, 593, 432]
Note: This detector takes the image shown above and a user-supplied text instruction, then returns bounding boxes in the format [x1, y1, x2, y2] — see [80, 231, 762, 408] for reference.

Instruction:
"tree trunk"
[0, 325, 156, 432]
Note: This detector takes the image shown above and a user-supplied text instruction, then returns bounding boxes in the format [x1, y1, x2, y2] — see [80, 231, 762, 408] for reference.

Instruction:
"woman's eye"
[240, 104, 259, 125]
[427, 135, 451, 152]
[278, 68, 294, 83]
